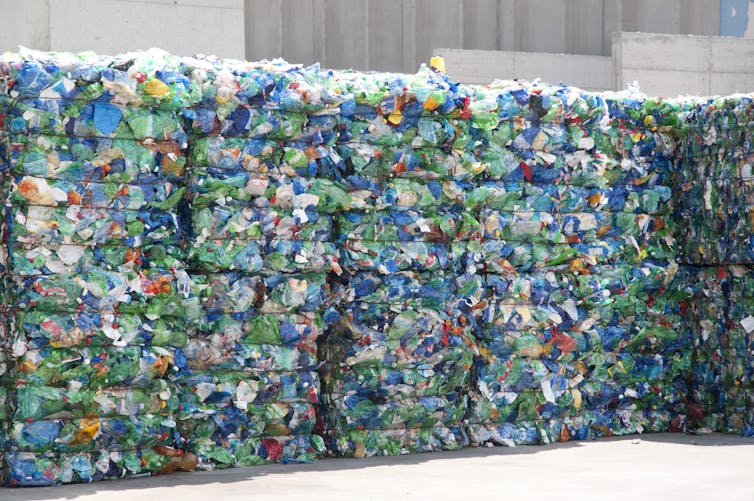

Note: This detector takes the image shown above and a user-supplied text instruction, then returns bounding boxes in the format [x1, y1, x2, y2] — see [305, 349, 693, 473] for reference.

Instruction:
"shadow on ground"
[4, 432, 753, 501]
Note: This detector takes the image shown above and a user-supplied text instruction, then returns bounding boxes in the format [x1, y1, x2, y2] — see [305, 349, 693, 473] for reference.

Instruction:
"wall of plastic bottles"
[0, 49, 751, 486]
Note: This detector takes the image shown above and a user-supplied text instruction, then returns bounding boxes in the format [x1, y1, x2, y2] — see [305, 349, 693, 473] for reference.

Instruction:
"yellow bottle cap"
[430, 56, 446, 73]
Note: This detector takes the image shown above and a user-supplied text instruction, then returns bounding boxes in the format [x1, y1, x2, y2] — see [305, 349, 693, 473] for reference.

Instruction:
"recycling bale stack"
[178, 58, 345, 468]
[319, 67, 481, 457]
[675, 97, 754, 436]
[0, 50, 198, 486]
[0, 59, 9, 477]
[1, 47, 754, 488]
[462, 84, 689, 446]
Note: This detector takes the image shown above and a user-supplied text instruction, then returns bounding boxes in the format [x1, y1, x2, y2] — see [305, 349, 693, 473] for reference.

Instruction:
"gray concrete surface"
[243, 0, 724, 71]
[0, 0, 245, 58]
[440, 33, 754, 96]
[3, 433, 753, 501]
[434, 48, 613, 90]
[614, 32, 754, 96]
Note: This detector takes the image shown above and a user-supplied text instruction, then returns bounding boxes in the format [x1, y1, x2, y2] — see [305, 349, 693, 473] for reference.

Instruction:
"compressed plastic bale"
[4, 135, 187, 183]
[468, 353, 685, 412]
[334, 266, 677, 322]
[9, 380, 178, 421]
[467, 301, 680, 337]
[187, 239, 338, 274]
[185, 434, 323, 470]
[1, 447, 196, 487]
[5, 268, 196, 316]
[9, 310, 190, 349]
[321, 305, 477, 371]
[320, 304, 476, 456]
[180, 340, 318, 373]
[462, 182, 673, 214]
[334, 143, 673, 185]
[324, 425, 468, 458]
[187, 310, 322, 343]
[7, 243, 186, 276]
[324, 366, 471, 401]
[476, 323, 685, 363]
[475, 263, 675, 305]
[185, 105, 318, 141]
[8, 206, 182, 247]
[325, 393, 468, 431]
[5, 415, 177, 453]
[465, 408, 681, 447]
[336, 209, 477, 243]
[171, 370, 318, 406]
[337, 177, 659, 215]
[198, 57, 345, 107]
[189, 272, 330, 315]
[467, 385, 687, 446]
[176, 401, 317, 441]
[339, 240, 461, 273]
[172, 370, 319, 434]
[187, 136, 345, 178]
[461, 211, 674, 245]
[0, 49, 200, 112]
[332, 270, 475, 309]
[9, 176, 186, 211]
[3, 100, 187, 143]
[8, 345, 182, 388]
[191, 205, 332, 241]
[187, 171, 352, 210]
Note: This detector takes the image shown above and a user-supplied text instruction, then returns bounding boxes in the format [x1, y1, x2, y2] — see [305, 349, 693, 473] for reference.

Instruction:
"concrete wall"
[434, 48, 612, 91]
[613, 32, 754, 96]
[440, 33, 754, 96]
[244, 0, 723, 72]
[0, 0, 245, 58]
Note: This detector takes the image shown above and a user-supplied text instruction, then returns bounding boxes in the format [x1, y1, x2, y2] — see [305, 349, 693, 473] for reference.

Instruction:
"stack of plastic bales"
[319, 67, 480, 457]
[177, 58, 345, 468]
[463, 84, 689, 446]
[0, 57, 9, 474]
[675, 96, 754, 436]
[3, 47, 754, 488]
[0, 49, 196, 486]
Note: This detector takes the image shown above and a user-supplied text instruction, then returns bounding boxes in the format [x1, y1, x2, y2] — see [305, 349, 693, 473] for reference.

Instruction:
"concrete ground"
[3, 433, 753, 501]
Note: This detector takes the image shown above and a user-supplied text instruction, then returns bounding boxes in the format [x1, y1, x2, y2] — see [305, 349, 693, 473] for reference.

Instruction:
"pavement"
[3, 433, 754, 501]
